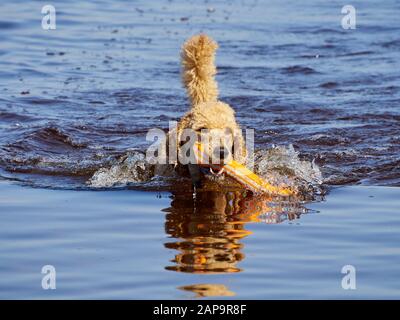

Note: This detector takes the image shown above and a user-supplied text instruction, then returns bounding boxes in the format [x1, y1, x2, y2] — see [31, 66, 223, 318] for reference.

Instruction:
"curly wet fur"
[181, 34, 219, 106]
[175, 101, 247, 164]
[155, 34, 247, 177]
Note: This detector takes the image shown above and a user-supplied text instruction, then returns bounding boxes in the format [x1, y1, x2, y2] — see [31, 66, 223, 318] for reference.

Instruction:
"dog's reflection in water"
[164, 187, 306, 274]
[178, 283, 235, 298]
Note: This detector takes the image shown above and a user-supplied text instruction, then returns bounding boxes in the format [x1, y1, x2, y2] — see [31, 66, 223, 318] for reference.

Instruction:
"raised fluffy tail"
[181, 34, 219, 106]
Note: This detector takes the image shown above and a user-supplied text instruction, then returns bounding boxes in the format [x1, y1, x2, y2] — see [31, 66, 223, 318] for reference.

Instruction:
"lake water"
[0, 181, 399, 299]
[0, 0, 399, 299]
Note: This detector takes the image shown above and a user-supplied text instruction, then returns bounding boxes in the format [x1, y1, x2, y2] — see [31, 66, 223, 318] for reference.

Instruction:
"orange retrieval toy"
[193, 142, 293, 196]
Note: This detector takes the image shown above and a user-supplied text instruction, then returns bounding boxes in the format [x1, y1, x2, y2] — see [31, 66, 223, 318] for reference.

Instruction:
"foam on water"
[88, 144, 323, 198]
[253, 145, 323, 196]
[88, 151, 153, 188]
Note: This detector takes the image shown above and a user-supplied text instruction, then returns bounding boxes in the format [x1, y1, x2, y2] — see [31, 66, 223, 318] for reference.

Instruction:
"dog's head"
[176, 101, 247, 166]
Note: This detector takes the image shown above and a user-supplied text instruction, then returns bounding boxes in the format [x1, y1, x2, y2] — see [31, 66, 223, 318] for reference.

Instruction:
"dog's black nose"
[213, 146, 230, 162]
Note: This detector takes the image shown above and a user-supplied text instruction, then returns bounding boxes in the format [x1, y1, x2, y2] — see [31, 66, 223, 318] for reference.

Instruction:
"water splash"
[253, 145, 323, 197]
[88, 151, 154, 188]
[88, 144, 323, 197]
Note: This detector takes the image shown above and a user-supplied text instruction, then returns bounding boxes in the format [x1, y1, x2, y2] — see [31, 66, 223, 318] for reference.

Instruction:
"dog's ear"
[176, 113, 191, 146]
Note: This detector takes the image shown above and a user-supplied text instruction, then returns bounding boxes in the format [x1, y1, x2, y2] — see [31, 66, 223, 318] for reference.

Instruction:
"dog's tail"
[181, 34, 219, 106]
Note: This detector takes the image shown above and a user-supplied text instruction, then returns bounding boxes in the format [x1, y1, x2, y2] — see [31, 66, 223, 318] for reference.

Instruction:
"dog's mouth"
[209, 167, 225, 176]
[198, 166, 224, 177]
